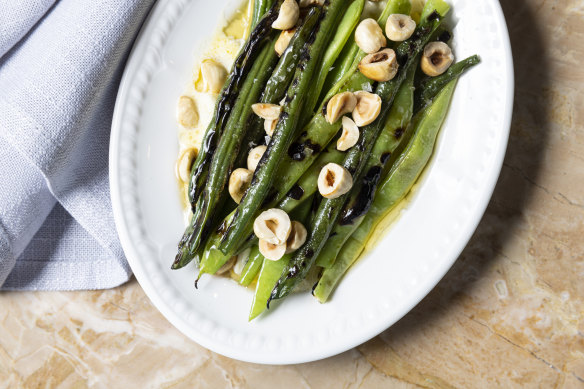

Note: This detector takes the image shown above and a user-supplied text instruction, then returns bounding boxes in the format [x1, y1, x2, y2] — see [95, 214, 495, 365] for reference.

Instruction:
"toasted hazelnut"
[177, 96, 198, 128]
[259, 239, 287, 261]
[216, 256, 236, 274]
[247, 145, 267, 172]
[337, 117, 360, 151]
[253, 208, 292, 245]
[252, 103, 282, 120]
[421, 41, 454, 77]
[176, 148, 197, 183]
[229, 168, 253, 204]
[199, 59, 227, 94]
[358, 48, 398, 82]
[275, 28, 297, 56]
[355, 18, 386, 54]
[325, 91, 357, 124]
[352, 91, 382, 126]
[264, 118, 277, 136]
[285, 221, 307, 253]
[318, 163, 353, 199]
[272, 0, 299, 30]
[385, 14, 416, 42]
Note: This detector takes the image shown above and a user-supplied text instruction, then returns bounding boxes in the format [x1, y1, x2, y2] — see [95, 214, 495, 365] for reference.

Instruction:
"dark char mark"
[437, 30, 452, 43]
[394, 127, 404, 139]
[380, 152, 391, 164]
[427, 10, 440, 22]
[340, 166, 382, 225]
[287, 184, 304, 200]
[288, 138, 322, 161]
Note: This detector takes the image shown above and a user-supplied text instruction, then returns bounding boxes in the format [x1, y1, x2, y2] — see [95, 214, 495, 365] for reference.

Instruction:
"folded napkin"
[0, 0, 156, 290]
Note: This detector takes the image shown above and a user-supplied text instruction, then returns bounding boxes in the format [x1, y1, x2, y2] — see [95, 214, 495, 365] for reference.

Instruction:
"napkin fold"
[0, 0, 156, 290]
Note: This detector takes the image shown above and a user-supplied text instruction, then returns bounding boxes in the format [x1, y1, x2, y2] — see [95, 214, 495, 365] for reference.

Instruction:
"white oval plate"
[110, 0, 513, 364]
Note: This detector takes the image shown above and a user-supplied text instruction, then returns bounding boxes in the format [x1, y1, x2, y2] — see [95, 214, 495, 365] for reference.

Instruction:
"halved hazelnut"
[272, 0, 299, 30]
[229, 168, 253, 204]
[198, 59, 227, 94]
[264, 119, 277, 136]
[358, 48, 398, 82]
[352, 91, 382, 126]
[325, 91, 357, 124]
[247, 145, 267, 172]
[285, 221, 307, 253]
[177, 96, 198, 128]
[385, 14, 416, 42]
[337, 117, 360, 151]
[275, 28, 297, 56]
[253, 208, 292, 245]
[176, 148, 197, 183]
[318, 163, 353, 199]
[259, 239, 287, 261]
[354, 18, 386, 54]
[421, 41, 454, 77]
[252, 103, 282, 120]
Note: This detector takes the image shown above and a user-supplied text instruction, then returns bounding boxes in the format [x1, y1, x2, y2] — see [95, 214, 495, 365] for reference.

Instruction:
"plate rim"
[110, 0, 514, 364]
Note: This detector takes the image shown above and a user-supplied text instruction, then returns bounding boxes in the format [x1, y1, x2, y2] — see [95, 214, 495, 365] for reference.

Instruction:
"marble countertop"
[1, 0, 583, 387]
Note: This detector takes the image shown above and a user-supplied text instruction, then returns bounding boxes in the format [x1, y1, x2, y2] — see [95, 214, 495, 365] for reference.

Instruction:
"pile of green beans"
[172, 0, 480, 320]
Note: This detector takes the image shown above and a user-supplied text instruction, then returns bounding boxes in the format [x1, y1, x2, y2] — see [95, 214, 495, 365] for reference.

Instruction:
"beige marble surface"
[1, 0, 583, 387]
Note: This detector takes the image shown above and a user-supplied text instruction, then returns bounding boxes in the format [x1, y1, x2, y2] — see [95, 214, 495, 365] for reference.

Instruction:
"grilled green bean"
[250, 0, 275, 32]
[304, 0, 364, 115]
[174, 39, 279, 269]
[219, 0, 350, 256]
[414, 55, 480, 112]
[314, 78, 459, 302]
[187, 0, 284, 210]
[174, 8, 323, 269]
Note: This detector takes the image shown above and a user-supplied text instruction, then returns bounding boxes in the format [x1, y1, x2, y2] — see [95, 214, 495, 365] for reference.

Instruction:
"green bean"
[227, 6, 325, 214]
[316, 64, 416, 269]
[219, 0, 350, 256]
[239, 246, 263, 286]
[314, 78, 459, 302]
[270, 7, 448, 302]
[250, 0, 275, 33]
[174, 39, 279, 269]
[304, 0, 364, 115]
[187, 0, 284, 210]
[319, 41, 360, 103]
[249, 253, 291, 320]
[414, 55, 480, 113]
[264, 8, 323, 104]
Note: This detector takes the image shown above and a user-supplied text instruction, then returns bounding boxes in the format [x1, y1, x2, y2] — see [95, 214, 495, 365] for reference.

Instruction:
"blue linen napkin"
[0, 0, 156, 289]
